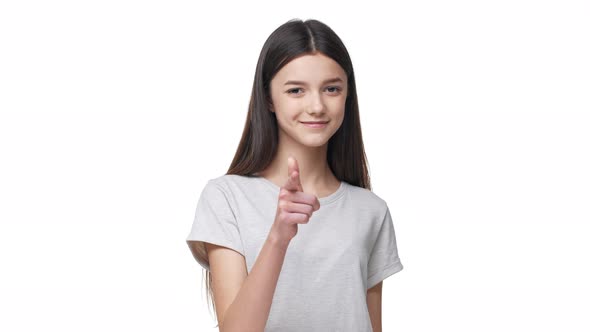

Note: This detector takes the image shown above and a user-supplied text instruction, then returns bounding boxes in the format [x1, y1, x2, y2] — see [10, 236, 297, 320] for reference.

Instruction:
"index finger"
[283, 156, 303, 192]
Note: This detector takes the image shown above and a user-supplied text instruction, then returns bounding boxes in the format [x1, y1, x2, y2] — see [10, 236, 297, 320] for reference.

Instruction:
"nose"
[306, 91, 326, 115]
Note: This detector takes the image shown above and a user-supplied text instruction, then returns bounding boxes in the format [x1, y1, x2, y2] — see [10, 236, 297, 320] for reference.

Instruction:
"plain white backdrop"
[1, 0, 589, 331]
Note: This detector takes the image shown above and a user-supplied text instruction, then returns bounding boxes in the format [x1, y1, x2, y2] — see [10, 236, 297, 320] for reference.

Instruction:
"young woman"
[186, 18, 403, 332]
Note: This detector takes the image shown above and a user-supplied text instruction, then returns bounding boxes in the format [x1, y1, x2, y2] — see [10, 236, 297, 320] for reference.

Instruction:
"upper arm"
[367, 281, 383, 332]
[204, 242, 248, 330]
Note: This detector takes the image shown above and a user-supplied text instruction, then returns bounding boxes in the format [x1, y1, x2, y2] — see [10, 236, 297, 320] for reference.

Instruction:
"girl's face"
[269, 52, 348, 148]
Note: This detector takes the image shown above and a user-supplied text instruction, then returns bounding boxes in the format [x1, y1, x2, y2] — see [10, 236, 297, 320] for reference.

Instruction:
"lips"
[301, 121, 328, 129]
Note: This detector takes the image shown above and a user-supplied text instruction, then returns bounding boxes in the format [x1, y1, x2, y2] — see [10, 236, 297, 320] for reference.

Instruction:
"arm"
[218, 232, 289, 332]
[367, 281, 383, 332]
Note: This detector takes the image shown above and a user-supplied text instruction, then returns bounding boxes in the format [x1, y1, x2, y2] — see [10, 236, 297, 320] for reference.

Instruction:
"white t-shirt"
[186, 174, 403, 331]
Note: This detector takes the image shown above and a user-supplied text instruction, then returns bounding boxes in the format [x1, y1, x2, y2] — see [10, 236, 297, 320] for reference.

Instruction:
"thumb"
[284, 156, 303, 192]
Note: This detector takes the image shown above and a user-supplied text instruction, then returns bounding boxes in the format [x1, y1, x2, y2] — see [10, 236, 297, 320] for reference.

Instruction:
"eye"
[286, 86, 342, 95]
[326, 86, 342, 93]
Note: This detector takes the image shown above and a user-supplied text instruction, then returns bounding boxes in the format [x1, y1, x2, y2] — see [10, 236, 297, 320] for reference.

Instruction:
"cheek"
[274, 105, 299, 122]
[275, 111, 298, 130]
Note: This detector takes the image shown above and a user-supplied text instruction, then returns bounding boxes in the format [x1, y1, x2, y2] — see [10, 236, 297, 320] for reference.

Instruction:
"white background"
[1, 0, 589, 331]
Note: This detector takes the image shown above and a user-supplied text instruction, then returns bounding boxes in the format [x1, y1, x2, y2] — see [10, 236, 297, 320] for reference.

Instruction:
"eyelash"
[286, 86, 342, 95]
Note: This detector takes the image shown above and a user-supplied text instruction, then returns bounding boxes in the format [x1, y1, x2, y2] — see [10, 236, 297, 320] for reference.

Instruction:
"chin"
[300, 138, 330, 148]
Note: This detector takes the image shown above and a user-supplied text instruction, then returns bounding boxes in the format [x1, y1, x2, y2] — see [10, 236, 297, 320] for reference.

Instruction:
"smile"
[300, 121, 328, 128]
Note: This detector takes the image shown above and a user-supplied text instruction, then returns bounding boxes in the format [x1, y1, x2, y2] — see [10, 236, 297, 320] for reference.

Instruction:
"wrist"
[268, 227, 290, 251]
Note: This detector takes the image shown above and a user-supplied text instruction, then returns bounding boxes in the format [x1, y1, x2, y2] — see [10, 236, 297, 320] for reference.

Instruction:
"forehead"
[273, 53, 346, 84]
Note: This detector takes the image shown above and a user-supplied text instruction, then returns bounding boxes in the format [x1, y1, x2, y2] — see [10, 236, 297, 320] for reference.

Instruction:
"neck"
[257, 131, 337, 193]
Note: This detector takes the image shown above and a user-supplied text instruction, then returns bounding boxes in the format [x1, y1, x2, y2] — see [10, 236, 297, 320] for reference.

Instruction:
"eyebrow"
[284, 77, 344, 86]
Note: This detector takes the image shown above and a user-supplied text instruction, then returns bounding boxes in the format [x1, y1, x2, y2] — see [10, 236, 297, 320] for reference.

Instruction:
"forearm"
[220, 230, 289, 332]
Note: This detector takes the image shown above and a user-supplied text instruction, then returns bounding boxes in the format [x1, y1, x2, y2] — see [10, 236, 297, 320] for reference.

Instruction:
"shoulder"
[205, 174, 252, 189]
[195, 175, 253, 213]
[344, 182, 389, 217]
[202, 174, 263, 200]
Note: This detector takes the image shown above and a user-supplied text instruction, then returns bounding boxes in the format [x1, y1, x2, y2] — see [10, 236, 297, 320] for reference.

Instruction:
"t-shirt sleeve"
[366, 204, 404, 290]
[185, 179, 245, 272]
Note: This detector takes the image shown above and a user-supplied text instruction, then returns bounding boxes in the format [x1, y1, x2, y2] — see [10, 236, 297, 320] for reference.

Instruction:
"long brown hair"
[204, 18, 372, 328]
